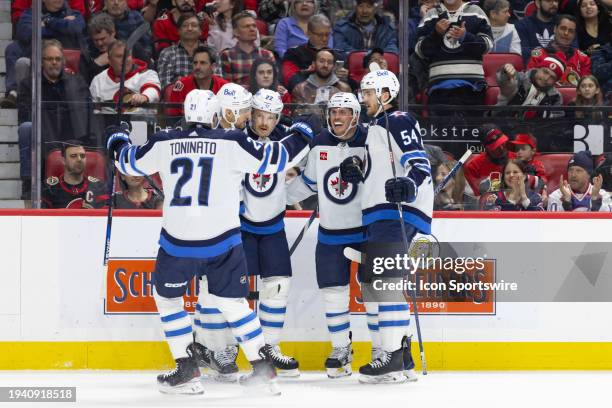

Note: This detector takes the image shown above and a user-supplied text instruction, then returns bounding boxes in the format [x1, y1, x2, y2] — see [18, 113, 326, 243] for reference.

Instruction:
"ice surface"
[0, 370, 608, 408]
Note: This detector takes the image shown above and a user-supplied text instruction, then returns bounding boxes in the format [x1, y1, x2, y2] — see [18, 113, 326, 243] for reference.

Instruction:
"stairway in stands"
[0, 0, 22, 208]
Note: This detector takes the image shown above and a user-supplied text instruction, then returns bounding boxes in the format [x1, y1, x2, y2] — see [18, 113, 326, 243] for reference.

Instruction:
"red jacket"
[152, 10, 210, 53]
[464, 152, 516, 194]
[165, 74, 229, 116]
[527, 45, 591, 86]
[12, 0, 86, 23]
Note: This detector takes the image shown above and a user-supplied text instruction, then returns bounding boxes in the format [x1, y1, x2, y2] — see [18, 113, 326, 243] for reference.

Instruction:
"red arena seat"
[485, 86, 500, 105]
[45, 149, 107, 182]
[557, 87, 577, 105]
[538, 153, 572, 192]
[255, 19, 268, 36]
[483, 53, 524, 86]
[63, 49, 81, 74]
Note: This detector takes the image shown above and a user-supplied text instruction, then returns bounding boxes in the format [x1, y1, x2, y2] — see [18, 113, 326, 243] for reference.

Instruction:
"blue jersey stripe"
[229, 312, 257, 329]
[236, 327, 263, 343]
[160, 310, 188, 322]
[328, 322, 350, 332]
[259, 304, 287, 314]
[200, 308, 222, 314]
[325, 310, 349, 318]
[257, 144, 272, 174]
[378, 320, 410, 327]
[318, 230, 366, 245]
[129, 145, 147, 176]
[260, 320, 284, 328]
[159, 232, 241, 258]
[379, 304, 410, 312]
[202, 322, 229, 329]
[278, 146, 287, 172]
[164, 325, 192, 337]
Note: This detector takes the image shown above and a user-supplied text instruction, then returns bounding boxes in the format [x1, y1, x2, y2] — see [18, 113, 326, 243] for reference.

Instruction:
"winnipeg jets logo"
[323, 167, 357, 204]
[252, 173, 271, 190]
[536, 30, 554, 48]
[244, 173, 277, 198]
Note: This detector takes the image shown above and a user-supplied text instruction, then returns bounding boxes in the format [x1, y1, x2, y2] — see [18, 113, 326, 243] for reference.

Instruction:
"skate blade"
[239, 376, 282, 396]
[158, 378, 204, 395]
[326, 365, 352, 378]
[212, 372, 238, 383]
[277, 368, 300, 378]
[359, 371, 408, 384]
[404, 369, 418, 382]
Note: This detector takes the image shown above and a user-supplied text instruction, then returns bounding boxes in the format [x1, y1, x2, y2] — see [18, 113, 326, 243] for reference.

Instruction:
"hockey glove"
[105, 125, 131, 161]
[289, 121, 314, 142]
[385, 177, 417, 203]
[339, 156, 364, 184]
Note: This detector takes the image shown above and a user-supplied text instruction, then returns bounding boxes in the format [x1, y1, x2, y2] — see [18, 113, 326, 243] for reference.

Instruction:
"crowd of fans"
[0, 0, 610, 210]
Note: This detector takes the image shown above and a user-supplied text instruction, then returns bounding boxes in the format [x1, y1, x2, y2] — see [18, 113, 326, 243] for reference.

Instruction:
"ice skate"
[239, 347, 281, 395]
[262, 344, 300, 377]
[359, 346, 407, 384]
[157, 357, 204, 395]
[186, 341, 211, 369]
[325, 342, 353, 378]
[209, 345, 239, 382]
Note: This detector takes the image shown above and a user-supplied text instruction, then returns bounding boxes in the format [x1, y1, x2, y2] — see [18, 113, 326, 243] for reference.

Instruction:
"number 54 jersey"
[114, 127, 310, 257]
[287, 126, 367, 244]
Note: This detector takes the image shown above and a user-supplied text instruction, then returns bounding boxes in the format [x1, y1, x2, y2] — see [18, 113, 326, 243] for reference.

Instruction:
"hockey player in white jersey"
[218, 83, 252, 130]
[105, 89, 314, 394]
[239, 89, 300, 376]
[340, 69, 432, 384]
[287, 92, 383, 378]
[192, 82, 254, 381]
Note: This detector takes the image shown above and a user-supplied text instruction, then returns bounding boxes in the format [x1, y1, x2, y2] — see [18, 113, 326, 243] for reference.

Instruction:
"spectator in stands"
[415, 0, 493, 116]
[166, 46, 229, 116]
[158, 14, 207, 90]
[333, 0, 398, 54]
[363, 47, 388, 71]
[548, 150, 612, 211]
[483, 0, 522, 54]
[433, 160, 466, 210]
[569, 75, 605, 118]
[1, 0, 86, 109]
[206, 0, 253, 54]
[79, 13, 118, 84]
[290, 48, 351, 105]
[509, 132, 548, 192]
[482, 159, 544, 211]
[103, 0, 153, 61]
[152, 0, 207, 53]
[282, 14, 347, 92]
[496, 57, 565, 118]
[258, 0, 288, 26]
[275, 0, 330, 58]
[249, 59, 292, 110]
[42, 141, 109, 209]
[17, 40, 93, 201]
[219, 11, 275, 87]
[515, 0, 559, 61]
[527, 15, 591, 86]
[464, 126, 516, 195]
[591, 42, 612, 102]
[114, 174, 163, 209]
[576, 0, 611, 56]
[90, 40, 161, 114]
[408, 0, 439, 54]
[11, 0, 86, 24]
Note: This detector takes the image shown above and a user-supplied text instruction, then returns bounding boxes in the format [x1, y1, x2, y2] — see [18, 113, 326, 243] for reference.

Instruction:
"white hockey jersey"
[547, 184, 612, 211]
[240, 125, 292, 234]
[287, 126, 367, 244]
[361, 109, 433, 235]
[114, 126, 310, 257]
[90, 59, 161, 115]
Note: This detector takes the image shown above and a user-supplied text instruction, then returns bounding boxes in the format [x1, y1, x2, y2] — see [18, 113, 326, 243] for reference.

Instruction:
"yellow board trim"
[1, 342, 612, 370]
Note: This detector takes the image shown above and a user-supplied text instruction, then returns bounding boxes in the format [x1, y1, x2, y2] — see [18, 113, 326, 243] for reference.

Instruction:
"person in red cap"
[509, 132, 548, 189]
[464, 125, 516, 195]
[496, 55, 565, 119]
[527, 15, 591, 86]
[548, 150, 612, 211]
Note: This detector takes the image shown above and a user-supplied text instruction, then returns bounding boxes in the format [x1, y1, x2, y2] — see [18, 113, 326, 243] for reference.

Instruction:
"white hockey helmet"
[252, 89, 284, 116]
[217, 83, 252, 126]
[360, 69, 400, 105]
[326, 92, 361, 139]
[184, 89, 220, 128]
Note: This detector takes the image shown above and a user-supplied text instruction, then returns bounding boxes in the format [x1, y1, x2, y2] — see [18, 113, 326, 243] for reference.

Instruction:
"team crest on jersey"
[244, 173, 278, 197]
[46, 176, 59, 186]
[323, 167, 358, 204]
[173, 80, 185, 92]
[320, 151, 328, 160]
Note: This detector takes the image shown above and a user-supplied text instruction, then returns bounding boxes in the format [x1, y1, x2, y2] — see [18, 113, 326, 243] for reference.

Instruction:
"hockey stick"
[247, 207, 318, 300]
[102, 22, 151, 287]
[434, 150, 472, 195]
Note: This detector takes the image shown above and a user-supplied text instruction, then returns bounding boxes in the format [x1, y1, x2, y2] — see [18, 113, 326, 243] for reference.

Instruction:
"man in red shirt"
[527, 14, 591, 86]
[165, 46, 228, 116]
[464, 126, 516, 195]
[152, 0, 208, 53]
